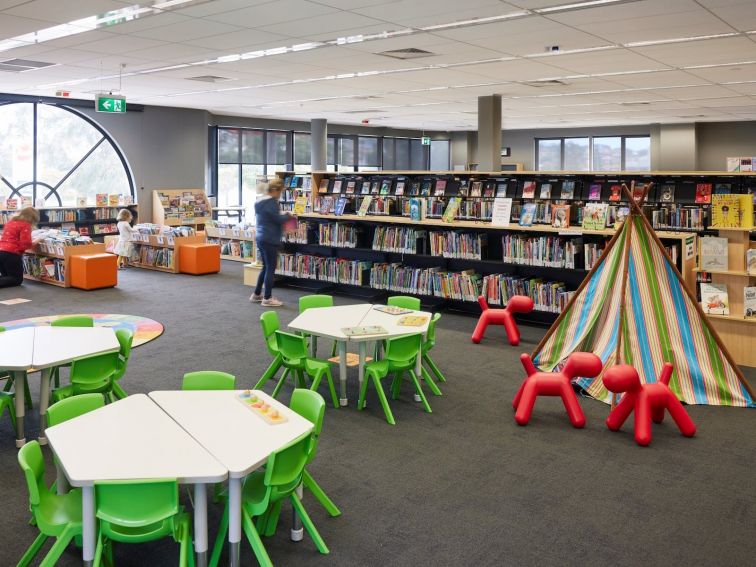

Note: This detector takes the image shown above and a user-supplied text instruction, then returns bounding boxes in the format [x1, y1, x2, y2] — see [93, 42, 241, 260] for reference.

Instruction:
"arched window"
[0, 102, 134, 207]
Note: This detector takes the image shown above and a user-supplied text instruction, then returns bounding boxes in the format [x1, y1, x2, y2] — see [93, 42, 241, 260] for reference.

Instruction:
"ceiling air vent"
[186, 75, 233, 82]
[522, 79, 568, 87]
[377, 48, 435, 60]
[0, 58, 55, 72]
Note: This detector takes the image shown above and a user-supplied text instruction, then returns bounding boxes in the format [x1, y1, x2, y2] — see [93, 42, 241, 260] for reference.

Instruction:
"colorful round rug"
[0, 314, 163, 347]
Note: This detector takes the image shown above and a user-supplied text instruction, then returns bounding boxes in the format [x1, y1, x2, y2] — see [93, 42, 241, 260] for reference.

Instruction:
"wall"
[697, 121, 756, 170]
[656, 123, 697, 170]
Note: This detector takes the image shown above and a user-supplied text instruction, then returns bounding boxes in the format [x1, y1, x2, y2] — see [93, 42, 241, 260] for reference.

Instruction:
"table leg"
[13, 371, 26, 448]
[414, 353, 422, 403]
[194, 483, 208, 567]
[38, 368, 52, 445]
[291, 484, 304, 542]
[358, 342, 367, 407]
[82, 485, 95, 567]
[56, 462, 70, 495]
[228, 477, 242, 567]
[338, 341, 348, 407]
[311, 336, 318, 358]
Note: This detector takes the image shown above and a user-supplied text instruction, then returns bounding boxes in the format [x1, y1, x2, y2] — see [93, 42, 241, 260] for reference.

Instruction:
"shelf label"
[156, 236, 164, 245]
[490, 197, 512, 227]
[559, 231, 583, 236]
[685, 235, 695, 260]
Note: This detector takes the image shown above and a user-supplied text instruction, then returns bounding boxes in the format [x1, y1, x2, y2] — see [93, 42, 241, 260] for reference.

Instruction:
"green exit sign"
[421, 136, 431, 145]
[96, 95, 126, 113]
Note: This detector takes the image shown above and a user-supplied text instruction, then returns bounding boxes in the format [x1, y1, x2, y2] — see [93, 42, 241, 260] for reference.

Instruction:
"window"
[382, 138, 395, 170]
[430, 140, 450, 171]
[409, 139, 426, 170]
[293, 132, 311, 173]
[358, 136, 379, 170]
[394, 138, 410, 170]
[536, 135, 650, 171]
[266, 130, 290, 172]
[338, 137, 356, 172]
[0, 101, 134, 206]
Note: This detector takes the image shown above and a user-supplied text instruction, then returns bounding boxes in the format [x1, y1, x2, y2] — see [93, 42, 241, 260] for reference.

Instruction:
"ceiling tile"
[182, 30, 293, 51]
[632, 36, 756, 67]
[2, 0, 125, 23]
[131, 18, 245, 42]
[204, 0, 337, 28]
[263, 11, 388, 38]
[544, 49, 666, 75]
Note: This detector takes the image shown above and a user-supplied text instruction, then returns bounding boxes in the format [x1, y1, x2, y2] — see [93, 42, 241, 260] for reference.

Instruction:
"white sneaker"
[249, 293, 263, 303]
[261, 297, 283, 307]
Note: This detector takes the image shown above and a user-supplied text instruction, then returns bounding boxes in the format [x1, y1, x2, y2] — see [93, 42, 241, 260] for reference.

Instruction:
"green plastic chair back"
[18, 440, 46, 507]
[260, 311, 280, 356]
[96, 480, 178, 531]
[47, 393, 105, 427]
[182, 371, 236, 391]
[68, 352, 119, 395]
[0, 326, 5, 331]
[385, 334, 423, 364]
[113, 329, 134, 381]
[426, 312, 441, 346]
[51, 316, 94, 327]
[275, 331, 309, 366]
[387, 296, 421, 310]
[298, 294, 334, 313]
[290, 390, 325, 463]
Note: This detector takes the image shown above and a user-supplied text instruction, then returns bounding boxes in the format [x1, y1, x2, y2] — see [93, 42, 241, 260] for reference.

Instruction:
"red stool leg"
[558, 381, 586, 428]
[606, 394, 635, 431]
[634, 397, 653, 446]
[665, 396, 697, 437]
[502, 312, 521, 346]
[471, 314, 489, 344]
[514, 380, 538, 426]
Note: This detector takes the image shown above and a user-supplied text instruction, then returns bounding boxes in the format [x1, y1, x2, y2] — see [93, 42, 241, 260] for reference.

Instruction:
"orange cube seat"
[179, 243, 220, 275]
[70, 253, 118, 290]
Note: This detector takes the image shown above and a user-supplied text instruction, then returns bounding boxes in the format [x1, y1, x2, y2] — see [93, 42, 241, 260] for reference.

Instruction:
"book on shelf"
[659, 184, 675, 203]
[470, 181, 482, 197]
[496, 183, 508, 197]
[318, 179, 330, 193]
[582, 203, 608, 230]
[609, 185, 621, 202]
[332, 180, 343, 194]
[714, 183, 731, 194]
[551, 204, 570, 228]
[319, 196, 334, 214]
[345, 181, 356, 194]
[519, 203, 536, 227]
[293, 196, 308, 215]
[710, 194, 742, 228]
[587, 183, 601, 201]
[371, 180, 380, 194]
[502, 234, 581, 268]
[458, 180, 469, 198]
[302, 177, 312, 191]
[490, 197, 513, 227]
[700, 236, 728, 271]
[77, 197, 88, 207]
[695, 183, 712, 204]
[409, 181, 420, 196]
[357, 196, 372, 217]
[632, 183, 645, 202]
[483, 181, 495, 198]
[96, 194, 108, 206]
[334, 197, 347, 216]
[744, 286, 756, 318]
[481, 273, 573, 313]
[560, 181, 575, 200]
[522, 181, 536, 199]
[409, 198, 427, 221]
[395, 181, 406, 196]
[747, 249, 756, 275]
[434, 179, 447, 196]
[420, 180, 432, 196]
[539, 183, 552, 200]
[361, 181, 371, 195]
[700, 282, 729, 315]
[614, 206, 630, 226]
[108, 194, 120, 206]
[380, 180, 391, 195]
[442, 197, 460, 223]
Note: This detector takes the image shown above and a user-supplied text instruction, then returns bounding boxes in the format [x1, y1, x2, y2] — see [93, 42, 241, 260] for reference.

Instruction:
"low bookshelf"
[1, 205, 138, 240]
[152, 189, 211, 229]
[23, 242, 106, 287]
[130, 233, 206, 273]
[206, 225, 256, 263]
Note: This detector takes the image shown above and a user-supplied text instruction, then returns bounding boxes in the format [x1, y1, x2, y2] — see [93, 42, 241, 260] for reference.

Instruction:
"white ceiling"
[2, 0, 756, 130]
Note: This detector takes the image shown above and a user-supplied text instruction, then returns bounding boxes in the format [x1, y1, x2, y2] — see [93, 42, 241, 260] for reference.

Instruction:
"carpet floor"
[0, 262, 754, 567]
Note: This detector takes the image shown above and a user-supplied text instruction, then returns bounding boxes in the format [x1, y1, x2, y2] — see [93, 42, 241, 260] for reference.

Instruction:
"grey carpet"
[0, 262, 754, 567]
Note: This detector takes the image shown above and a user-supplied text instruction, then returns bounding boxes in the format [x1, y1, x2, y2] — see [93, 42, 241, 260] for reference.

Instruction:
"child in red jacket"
[0, 207, 40, 288]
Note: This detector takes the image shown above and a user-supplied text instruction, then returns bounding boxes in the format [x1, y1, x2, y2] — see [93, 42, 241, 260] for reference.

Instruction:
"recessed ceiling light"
[534, 0, 638, 14]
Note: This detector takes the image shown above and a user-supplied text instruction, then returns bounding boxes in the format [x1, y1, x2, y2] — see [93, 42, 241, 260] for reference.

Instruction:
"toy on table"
[397, 315, 428, 327]
[513, 352, 603, 428]
[471, 295, 534, 346]
[373, 305, 412, 315]
[603, 363, 696, 447]
[236, 391, 287, 424]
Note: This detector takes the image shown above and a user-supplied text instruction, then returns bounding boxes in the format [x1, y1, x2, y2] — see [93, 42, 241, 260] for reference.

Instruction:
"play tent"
[532, 184, 755, 407]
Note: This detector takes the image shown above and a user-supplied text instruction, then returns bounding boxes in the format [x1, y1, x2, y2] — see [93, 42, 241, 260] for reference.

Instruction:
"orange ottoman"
[179, 243, 221, 275]
[70, 253, 118, 290]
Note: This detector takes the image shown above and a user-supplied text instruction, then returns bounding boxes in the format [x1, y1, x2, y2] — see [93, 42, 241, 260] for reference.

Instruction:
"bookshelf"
[23, 242, 106, 287]
[130, 233, 206, 273]
[697, 227, 756, 366]
[152, 189, 211, 229]
[1, 205, 138, 239]
[275, 171, 312, 214]
[205, 225, 256, 263]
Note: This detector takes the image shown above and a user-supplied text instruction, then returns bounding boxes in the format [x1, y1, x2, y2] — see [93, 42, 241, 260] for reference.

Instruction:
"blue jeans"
[254, 240, 279, 299]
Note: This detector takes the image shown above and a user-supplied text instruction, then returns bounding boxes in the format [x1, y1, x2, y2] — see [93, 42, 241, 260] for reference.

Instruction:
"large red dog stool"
[471, 295, 534, 346]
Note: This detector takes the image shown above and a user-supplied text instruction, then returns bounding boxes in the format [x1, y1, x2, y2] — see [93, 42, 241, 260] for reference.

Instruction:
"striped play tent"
[533, 184, 754, 407]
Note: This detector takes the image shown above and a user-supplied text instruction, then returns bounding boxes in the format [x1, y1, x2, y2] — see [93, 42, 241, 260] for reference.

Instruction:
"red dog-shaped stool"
[472, 295, 534, 346]
[513, 352, 603, 428]
[603, 363, 696, 446]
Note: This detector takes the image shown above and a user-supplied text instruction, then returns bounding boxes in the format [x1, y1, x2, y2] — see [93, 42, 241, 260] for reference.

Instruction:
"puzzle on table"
[397, 315, 428, 327]
[373, 305, 413, 315]
[341, 325, 388, 336]
[236, 392, 288, 425]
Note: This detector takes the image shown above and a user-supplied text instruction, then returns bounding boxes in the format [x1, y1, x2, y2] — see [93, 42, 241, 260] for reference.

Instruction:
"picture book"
[373, 305, 413, 315]
[522, 181, 536, 199]
[108, 194, 120, 206]
[745, 286, 756, 317]
[380, 180, 391, 195]
[395, 181, 405, 196]
[318, 179, 330, 193]
[302, 177, 312, 191]
[397, 315, 429, 327]
[332, 179, 342, 194]
[334, 197, 347, 216]
[695, 183, 712, 204]
[737, 193, 754, 228]
[371, 180, 381, 194]
[496, 183, 508, 197]
[442, 197, 460, 223]
[409, 181, 421, 196]
[700, 283, 729, 315]
[748, 249, 756, 275]
[615, 206, 630, 225]
[458, 180, 469, 197]
[409, 198, 427, 221]
[560, 181, 575, 200]
[483, 182, 495, 198]
[588, 183, 602, 201]
[519, 203, 536, 227]
[96, 194, 108, 206]
[659, 184, 675, 203]
[357, 196, 372, 217]
[341, 325, 388, 336]
[714, 183, 731, 194]
[434, 179, 447, 196]
[490, 197, 513, 227]
[293, 196, 308, 215]
[361, 181, 371, 195]
[551, 204, 570, 229]
[609, 185, 622, 201]
[319, 196, 334, 214]
[711, 194, 742, 228]
[700, 236, 729, 271]
[345, 181, 356, 194]
[632, 183, 645, 202]
[539, 183, 552, 200]
[77, 197, 88, 207]
[582, 203, 608, 230]
[420, 181, 432, 196]
[470, 181, 482, 197]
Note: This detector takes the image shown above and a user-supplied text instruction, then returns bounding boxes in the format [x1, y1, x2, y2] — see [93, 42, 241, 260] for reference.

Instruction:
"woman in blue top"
[250, 178, 292, 306]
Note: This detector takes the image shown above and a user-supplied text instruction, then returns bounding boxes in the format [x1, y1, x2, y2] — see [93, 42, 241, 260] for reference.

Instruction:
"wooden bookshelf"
[1, 204, 138, 239]
[698, 227, 756, 366]
[152, 189, 211, 229]
[205, 225, 257, 263]
[23, 243, 106, 287]
[130, 234, 205, 273]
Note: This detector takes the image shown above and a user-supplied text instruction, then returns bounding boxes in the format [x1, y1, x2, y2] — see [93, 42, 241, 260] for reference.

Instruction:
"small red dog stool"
[603, 363, 696, 447]
[471, 295, 534, 346]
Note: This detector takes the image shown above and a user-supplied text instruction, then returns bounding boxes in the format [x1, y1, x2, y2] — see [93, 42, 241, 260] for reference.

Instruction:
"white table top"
[149, 390, 313, 479]
[0, 327, 35, 370]
[288, 304, 372, 341]
[46, 394, 227, 486]
[31, 326, 120, 369]
[352, 306, 431, 341]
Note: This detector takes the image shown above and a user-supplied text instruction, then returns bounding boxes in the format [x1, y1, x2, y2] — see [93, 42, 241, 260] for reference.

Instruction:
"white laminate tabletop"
[288, 303, 372, 341]
[0, 327, 35, 370]
[46, 394, 227, 486]
[349, 305, 431, 341]
[31, 326, 120, 369]
[149, 390, 313, 478]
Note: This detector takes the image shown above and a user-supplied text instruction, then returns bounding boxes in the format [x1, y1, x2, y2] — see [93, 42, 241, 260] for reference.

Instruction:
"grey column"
[477, 95, 501, 172]
[311, 118, 327, 171]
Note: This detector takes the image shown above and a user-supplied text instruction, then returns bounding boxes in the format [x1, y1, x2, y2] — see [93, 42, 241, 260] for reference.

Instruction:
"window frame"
[535, 134, 650, 172]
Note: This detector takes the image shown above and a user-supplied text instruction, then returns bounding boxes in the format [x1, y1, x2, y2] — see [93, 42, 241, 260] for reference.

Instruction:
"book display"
[152, 189, 211, 229]
[129, 223, 206, 273]
[0, 204, 138, 240]
[277, 172, 313, 214]
[205, 222, 257, 262]
[21, 233, 106, 287]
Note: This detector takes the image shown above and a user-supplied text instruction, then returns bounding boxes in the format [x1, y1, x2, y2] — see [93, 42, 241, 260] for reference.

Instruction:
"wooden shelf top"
[707, 313, 756, 324]
[23, 274, 67, 287]
[694, 268, 755, 277]
[705, 227, 756, 232]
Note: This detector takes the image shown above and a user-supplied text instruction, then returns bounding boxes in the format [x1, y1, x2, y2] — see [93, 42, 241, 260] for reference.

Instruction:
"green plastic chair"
[387, 296, 421, 310]
[272, 331, 339, 408]
[47, 393, 106, 427]
[0, 390, 16, 432]
[1, 326, 33, 410]
[182, 371, 236, 390]
[94, 479, 193, 567]
[298, 294, 338, 357]
[17, 441, 82, 567]
[358, 334, 431, 425]
[111, 329, 134, 400]
[51, 351, 120, 403]
[253, 312, 291, 391]
[210, 428, 328, 567]
[419, 313, 444, 396]
[50, 316, 95, 389]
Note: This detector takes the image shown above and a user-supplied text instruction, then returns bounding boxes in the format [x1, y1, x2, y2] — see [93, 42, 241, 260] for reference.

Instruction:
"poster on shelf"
[490, 197, 513, 227]
[685, 236, 695, 260]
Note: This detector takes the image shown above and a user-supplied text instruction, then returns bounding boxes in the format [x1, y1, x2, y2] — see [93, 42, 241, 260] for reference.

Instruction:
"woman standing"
[249, 178, 291, 307]
[0, 207, 40, 288]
